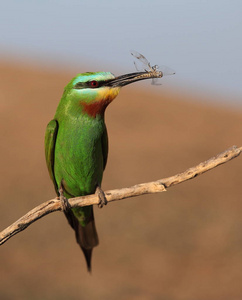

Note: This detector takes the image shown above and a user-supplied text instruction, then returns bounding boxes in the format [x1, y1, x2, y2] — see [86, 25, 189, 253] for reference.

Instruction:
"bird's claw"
[96, 185, 107, 208]
[59, 182, 70, 212]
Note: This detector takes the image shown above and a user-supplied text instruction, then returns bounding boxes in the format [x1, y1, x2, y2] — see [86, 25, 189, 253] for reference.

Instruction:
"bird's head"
[59, 71, 157, 118]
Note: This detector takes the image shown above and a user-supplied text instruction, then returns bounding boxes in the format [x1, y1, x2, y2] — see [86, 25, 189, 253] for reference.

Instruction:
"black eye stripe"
[74, 82, 85, 89]
[74, 80, 107, 89]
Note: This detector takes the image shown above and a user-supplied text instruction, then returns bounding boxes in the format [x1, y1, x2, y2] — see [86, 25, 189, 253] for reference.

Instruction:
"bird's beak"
[106, 71, 163, 87]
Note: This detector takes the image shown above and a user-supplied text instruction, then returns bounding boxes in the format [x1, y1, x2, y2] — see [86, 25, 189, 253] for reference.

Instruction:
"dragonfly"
[130, 50, 175, 85]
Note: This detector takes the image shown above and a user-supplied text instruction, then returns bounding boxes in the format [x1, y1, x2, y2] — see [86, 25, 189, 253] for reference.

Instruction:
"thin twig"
[0, 146, 241, 245]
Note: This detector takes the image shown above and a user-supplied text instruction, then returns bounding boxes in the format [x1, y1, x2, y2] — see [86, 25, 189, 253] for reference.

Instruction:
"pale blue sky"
[1, 0, 242, 105]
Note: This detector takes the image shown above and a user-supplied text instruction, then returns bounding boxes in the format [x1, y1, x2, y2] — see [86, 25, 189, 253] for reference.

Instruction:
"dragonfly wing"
[157, 65, 175, 76]
[133, 60, 140, 72]
[151, 78, 162, 85]
[130, 50, 151, 72]
[131, 50, 149, 65]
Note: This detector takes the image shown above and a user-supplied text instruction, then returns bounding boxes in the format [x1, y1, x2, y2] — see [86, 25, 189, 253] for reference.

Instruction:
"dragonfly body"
[131, 50, 175, 85]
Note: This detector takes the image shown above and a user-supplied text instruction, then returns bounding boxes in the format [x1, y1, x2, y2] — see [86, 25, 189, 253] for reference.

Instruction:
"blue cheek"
[75, 89, 99, 103]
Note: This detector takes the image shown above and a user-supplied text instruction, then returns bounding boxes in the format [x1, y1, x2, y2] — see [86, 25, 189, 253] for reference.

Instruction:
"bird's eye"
[89, 80, 99, 88]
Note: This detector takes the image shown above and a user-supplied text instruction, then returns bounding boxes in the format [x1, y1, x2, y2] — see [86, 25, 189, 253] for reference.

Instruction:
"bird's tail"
[64, 206, 99, 272]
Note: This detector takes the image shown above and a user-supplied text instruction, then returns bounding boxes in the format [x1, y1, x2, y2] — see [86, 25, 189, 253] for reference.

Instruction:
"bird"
[45, 69, 162, 271]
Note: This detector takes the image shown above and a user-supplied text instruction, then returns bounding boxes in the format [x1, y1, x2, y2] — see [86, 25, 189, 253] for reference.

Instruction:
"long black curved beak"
[106, 71, 163, 87]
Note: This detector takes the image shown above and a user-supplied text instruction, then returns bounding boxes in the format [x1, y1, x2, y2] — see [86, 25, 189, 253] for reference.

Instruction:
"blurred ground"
[0, 60, 242, 300]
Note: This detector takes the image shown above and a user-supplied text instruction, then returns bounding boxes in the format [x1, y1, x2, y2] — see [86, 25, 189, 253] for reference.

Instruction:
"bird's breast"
[54, 117, 106, 196]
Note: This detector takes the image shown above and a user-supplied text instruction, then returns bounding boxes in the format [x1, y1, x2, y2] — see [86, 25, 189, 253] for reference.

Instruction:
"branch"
[1, 146, 241, 245]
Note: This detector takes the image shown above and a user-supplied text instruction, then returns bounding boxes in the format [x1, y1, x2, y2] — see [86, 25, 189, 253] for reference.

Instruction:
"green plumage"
[45, 72, 115, 271]
[45, 69, 157, 271]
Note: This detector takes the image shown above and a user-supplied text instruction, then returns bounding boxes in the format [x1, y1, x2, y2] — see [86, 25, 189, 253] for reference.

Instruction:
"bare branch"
[1, 146, 241, 245]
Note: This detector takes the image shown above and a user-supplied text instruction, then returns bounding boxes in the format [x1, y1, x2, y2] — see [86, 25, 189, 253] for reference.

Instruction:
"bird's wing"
[101, 125, 109, 171]
[45, 119, 59, 195]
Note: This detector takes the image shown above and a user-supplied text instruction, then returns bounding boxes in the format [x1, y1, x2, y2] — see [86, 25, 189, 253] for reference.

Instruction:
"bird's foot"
[59, 181, 70, 212]
[96, 185, 107, 208]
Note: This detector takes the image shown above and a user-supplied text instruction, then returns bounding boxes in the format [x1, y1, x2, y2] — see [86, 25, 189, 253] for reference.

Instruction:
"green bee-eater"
[45, 69, 163, 271]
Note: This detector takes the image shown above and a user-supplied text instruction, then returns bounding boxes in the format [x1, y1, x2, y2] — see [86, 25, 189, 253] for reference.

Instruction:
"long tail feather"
[64, 207, 98, 272]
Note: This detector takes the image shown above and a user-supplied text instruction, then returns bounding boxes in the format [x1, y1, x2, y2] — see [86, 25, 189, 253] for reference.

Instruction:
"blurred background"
[1, 1, 242, 299]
